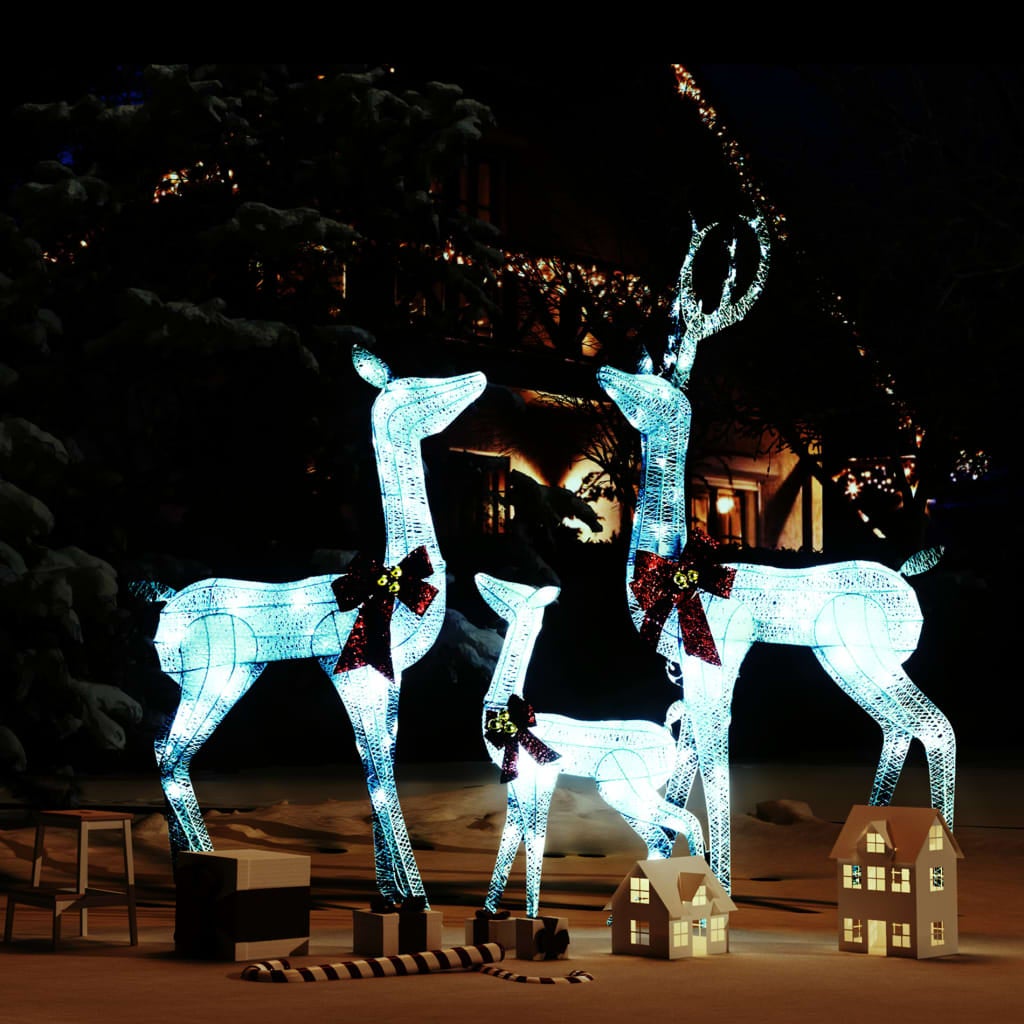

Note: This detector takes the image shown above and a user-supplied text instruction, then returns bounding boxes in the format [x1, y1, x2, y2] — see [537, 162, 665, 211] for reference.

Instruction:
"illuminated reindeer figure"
[148, 345, 486, 903]
[476, 572, 705, 919]
[597, 215, 955, 892]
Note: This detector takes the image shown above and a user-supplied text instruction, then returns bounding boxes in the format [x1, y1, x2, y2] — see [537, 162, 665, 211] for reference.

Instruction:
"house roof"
[829, 805, 963, 861]
[608, 856, 737, 916]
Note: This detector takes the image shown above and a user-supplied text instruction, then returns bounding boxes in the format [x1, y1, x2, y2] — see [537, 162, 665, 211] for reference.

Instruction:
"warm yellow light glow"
[715, 494, 736, 516]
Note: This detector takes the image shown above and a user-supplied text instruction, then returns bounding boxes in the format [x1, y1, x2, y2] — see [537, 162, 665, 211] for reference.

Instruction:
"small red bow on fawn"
[331, 546, 438, 682]
[630, 533, 736, 666]
[485, 694, 560, 783]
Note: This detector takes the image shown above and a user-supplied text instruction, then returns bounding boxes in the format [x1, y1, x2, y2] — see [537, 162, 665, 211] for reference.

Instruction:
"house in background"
[829, 805, 962, 959]
[607, 856, 736, 959]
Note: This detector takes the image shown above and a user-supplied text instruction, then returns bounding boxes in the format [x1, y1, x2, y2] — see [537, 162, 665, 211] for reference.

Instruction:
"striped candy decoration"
[240, 942, 594, 984]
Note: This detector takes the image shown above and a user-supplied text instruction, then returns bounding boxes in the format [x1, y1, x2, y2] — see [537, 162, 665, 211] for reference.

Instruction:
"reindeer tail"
[899, 546, 944, 577]
[128, 579, 178, 603]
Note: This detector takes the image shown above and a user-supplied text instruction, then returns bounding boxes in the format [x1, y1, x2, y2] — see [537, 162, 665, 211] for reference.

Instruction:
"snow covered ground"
[1, 761, 1021, 1024]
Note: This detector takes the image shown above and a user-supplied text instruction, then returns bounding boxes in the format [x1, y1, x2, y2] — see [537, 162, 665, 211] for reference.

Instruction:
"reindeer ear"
[637, 347, 655, 375]
[352, 344, 394, 387]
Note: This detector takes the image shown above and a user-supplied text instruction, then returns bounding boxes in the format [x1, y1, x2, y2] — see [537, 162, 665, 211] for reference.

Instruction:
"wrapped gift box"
[352, 908, 443, 956]
[174, 848, 310, 961]
[464, 913, 518, 951]
[515, 915, 570, 960]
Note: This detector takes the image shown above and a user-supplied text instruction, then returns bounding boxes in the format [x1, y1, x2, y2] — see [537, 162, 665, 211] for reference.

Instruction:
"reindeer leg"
[325, 660, 425, 904]
[155, 663, 266, 856]
[485, 783, 527, 913]
[509, 765, 558, 919]
[813, 595, 957, 827]
[155, 615, 264, 858]
[594, 744, 705, 860]
[683, 596, 752, 893]
[665, 693, 700, 813]
[689, 691, 733, 889]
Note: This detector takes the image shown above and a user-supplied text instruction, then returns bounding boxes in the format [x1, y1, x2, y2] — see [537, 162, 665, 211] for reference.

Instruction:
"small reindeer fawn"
[477, 572, 704, 919]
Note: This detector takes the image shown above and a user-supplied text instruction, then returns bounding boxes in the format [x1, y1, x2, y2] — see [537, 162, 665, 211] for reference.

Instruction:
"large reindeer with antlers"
[145, 345, 485, 904]
[475, 573, 705, 919]
[597, 214, 955, 892]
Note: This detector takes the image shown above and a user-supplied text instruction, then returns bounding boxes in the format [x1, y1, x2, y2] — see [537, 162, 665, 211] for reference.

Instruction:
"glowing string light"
[477, 573, 704, 919]
[145, 345, 485, 904]
[671, 64, 786, 238]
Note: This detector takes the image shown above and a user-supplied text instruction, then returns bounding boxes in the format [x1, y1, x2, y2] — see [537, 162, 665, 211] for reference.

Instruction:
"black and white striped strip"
[241, 943, 503, 982]
[478, 966, 595, 984]
[240, 942, 594, 984]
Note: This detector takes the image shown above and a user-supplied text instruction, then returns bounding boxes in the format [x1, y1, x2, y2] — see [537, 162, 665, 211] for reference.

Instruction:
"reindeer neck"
[483, 615, 543, 709]
[377, 436, 444, 578]
[629, 414, 690, 569]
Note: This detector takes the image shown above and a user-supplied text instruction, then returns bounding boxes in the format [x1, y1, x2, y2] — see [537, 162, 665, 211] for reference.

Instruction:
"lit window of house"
[867, 865, 886, 891]
[630, 877, 650, 904]
[692, 919, 707, 938]
[710, 917, 726, 943]
[689, 480, 760, 547]
[931, 921, 945, 946]
[843, 918, 864, 943]
[930, 866, 945, 892]
[866, 831, 885, 854]
[892, 922, 911, 948]
[891, 867, 911, 893]
[929, 823, 944, 851]
[671, 920, 688, 947]
[630, 920, 650, 946]
[843, 864, 862, 889]
[692, 884, 708, 905]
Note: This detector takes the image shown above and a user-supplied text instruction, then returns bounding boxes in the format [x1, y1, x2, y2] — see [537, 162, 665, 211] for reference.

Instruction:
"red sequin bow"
[485, 694, 560, 783]
[630, 534, 736, 666]
[331, 545, 438, 682]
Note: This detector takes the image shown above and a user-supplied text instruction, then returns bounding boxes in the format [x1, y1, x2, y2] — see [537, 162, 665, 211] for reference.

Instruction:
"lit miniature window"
[710, 916, 726, 943]
[892, 922, 911, 948]
[891, 867, 911, 893]
[866, 831, 885, 854]
[843, 864, 862, 889]
[931, 921, 944, 945]
[671, 919, 688, 947]
[692, 919, 707, 937]
[692, 883, 708, 905]
[630, 920, 650, 946]
[930, 866, 945, 891]
[929, 823, 944, 851]
[843, 918, 864, 943]
[867, 865, 886, 891]
[630, 877, 651, 904]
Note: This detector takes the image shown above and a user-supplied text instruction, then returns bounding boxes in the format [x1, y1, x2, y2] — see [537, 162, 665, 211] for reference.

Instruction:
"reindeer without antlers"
[143, 345, 486, 904]
[476, 572, 705, 919]
[597, 214, 955, 892]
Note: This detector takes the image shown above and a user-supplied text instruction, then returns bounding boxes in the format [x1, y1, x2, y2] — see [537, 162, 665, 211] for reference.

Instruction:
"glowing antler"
[661, 212, 771, 388]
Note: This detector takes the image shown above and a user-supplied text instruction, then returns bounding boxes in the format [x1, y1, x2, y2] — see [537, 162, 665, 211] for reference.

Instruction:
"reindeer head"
[597, 212, 770, 435]
[353, 344, 486, 443]
[598, 364, 689, 437]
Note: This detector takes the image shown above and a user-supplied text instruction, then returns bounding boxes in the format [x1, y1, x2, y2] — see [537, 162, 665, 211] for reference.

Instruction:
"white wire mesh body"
[151, 347, 486, 903]
[597, 364, 956, 894]
[476, 573, 704, 919]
